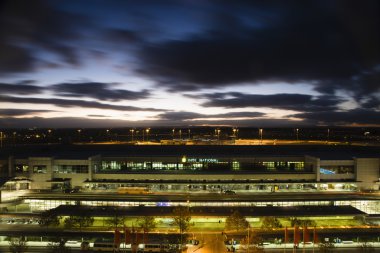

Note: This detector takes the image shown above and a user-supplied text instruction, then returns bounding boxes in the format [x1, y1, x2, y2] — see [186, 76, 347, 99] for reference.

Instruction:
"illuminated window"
[15, 164, 29, 173]
[56, 165, 88, 174]
[33, 165, 47, 174]
[320, 165, 354, 174]
[101, 161, 121, 170]
[232, 161, 240, 170]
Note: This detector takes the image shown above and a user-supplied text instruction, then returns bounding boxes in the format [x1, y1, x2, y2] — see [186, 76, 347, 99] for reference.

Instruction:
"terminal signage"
[187, 158, 219, 163]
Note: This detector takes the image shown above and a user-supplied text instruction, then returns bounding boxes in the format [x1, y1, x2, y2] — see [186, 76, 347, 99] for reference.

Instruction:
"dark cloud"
[0, 81, 43, 95]
[51, 82, 150, 101]
[157, 111, 265, 121]
[0, 116, 300, 128]
[0, 43, 36, 73]
[136, 0, 380, 98]
[0, 0, 90, 74]
[361, 96, 380, 110]
[0, 117, 149, 128]
[292, 109, 380, 125]
[106, 28, 142, 45]
[200, 93, 344, 112]
[0, 109, 53, 117]
[0, 96, 164, 112]
[87, 114, 108, 118]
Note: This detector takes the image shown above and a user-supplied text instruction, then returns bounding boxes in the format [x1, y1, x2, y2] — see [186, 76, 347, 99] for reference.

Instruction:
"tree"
[104, 208, 126, 229]
[240, 230, 265, 253]
[171, 206, 192, 246]
[225, 210, 249, 232]
[39, 213, 60, 228]
[289, 217, 316, 227]
[9, 237, 28, 253]
[105, 215, 126, 229]
[137, 216, 157, 244]
[318, 240, 335, 253]
[261, 216, 282, 229]
[64, 215, 94, 231]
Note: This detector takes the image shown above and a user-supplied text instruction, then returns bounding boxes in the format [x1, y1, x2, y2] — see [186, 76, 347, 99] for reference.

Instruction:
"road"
[0, 246, 370, 253]
[188, 234, 228, 253]
[185, 234, 380, 253]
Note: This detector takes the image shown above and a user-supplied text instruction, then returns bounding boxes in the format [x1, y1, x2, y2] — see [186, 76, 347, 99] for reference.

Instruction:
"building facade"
[1, 145, 379, 193]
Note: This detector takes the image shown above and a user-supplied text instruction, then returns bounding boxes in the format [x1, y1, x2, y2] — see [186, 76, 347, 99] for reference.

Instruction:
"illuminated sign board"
[187, 158, 219, 163]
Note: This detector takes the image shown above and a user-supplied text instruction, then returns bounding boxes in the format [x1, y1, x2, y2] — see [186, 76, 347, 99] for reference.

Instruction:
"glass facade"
[54, 165, 89, 174]
[100, 157, 310, 173]
[33, 165, 47, 174]
[320, 165, 355, 174]
[15, 164, 29, 173]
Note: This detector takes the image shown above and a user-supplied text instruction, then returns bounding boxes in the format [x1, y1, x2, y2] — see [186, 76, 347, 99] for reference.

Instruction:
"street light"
[327, 128, 330, 142]
[188, 129, 191, 139]
[259, 128, 263, 143]
[77, 129, 81, 142]
[216, 129, 221, 140]
[13, 131, 17, 145]
[172, 128, 175, 140]
[232, 128, 239, 139]
[130, 129, 135, 142]
[296, 128, 299, 141]
[146, 128, 150, 142]
[179, 129, 182, 140]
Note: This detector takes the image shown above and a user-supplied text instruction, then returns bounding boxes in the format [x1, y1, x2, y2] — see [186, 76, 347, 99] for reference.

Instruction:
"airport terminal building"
[0, 144, 379, 214]
[1, 145, 379, 192]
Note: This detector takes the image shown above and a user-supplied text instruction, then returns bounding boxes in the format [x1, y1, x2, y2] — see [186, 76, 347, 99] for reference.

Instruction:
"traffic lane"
[259, 248, 370, 253]
[186, 233, 227, 253]
[0, 246, 134, 253]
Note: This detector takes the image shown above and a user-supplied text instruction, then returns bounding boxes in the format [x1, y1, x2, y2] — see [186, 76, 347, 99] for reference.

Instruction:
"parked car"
[224, 190, 236, 195]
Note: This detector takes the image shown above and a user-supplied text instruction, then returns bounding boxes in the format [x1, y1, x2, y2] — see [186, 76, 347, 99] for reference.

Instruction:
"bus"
[137, 243, 181, 253]
[92, 240, 119, 252]
[117, 187, 150, 194]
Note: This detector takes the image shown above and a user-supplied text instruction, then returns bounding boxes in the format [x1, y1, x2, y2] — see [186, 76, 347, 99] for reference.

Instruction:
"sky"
[0, 0, 379, 128]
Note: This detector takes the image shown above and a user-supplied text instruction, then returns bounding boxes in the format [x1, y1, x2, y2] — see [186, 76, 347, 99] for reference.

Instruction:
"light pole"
[0, 131, 3, 148]
[77, 129, 81, 142]
[259, 128, 263, 144]
[136, 130, 140, 141]
[179, 129, 182, 140]
[47, 129, 51, 144]
[13, 131, 17, 145]
[296, 128, 299, 141]
[233, 128, 237, 138]
[327, 128, 330, 142]
[217, 129, 221, 140]
[130, 129, 134, 142]
[146, 128, 150, 142]
[188, 129, 191, 139]
[172, 128, 175, 140]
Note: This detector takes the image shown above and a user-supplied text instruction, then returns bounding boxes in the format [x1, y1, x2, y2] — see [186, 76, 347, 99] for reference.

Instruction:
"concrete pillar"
[8, 156, 14, 178]
[88, 157, 93, 181]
